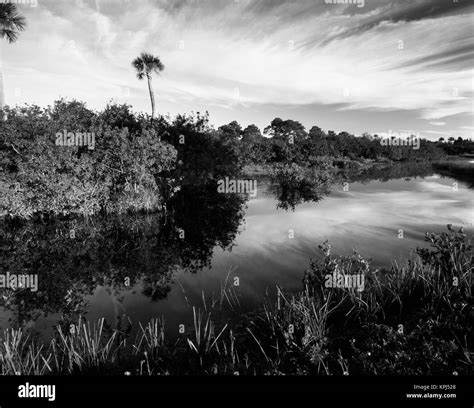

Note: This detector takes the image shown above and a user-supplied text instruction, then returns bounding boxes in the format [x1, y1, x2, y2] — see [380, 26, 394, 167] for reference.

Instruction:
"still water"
[0, 164, 472, 340]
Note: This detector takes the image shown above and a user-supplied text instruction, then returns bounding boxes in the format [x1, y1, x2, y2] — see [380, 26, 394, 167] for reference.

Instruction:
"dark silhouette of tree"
[0, 3, 25, 42]
[0, 4, 26, 115]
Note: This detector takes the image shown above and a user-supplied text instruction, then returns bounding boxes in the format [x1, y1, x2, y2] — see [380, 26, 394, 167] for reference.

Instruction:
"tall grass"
[52, 318, 123, 374]
[0, 328, 52, 375]
[0, 227, 472, 375]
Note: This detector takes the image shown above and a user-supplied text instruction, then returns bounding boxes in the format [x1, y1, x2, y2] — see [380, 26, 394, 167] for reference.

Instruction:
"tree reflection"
[0, 182, 246, 326]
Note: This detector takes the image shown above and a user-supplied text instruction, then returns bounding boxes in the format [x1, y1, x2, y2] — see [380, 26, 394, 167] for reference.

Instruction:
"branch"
[10, 143, 22, 156]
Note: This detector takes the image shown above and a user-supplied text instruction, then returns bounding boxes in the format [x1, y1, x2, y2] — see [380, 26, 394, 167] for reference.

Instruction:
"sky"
[0, 0, 473, 139]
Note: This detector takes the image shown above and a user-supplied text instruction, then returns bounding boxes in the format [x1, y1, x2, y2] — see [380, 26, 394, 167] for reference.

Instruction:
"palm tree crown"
[132, 53, 164, 119]
[1, 3, 26, 117]
[0, 3, 26, 43]
[132, 53, 164, 80]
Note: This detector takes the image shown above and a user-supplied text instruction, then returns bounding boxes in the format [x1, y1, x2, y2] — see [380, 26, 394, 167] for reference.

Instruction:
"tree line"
[217, 118, 472, 166]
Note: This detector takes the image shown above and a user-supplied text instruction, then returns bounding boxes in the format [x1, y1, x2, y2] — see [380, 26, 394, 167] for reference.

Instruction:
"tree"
[264, 118, 307, 163]
[306, 126, 329, 159]
[0, 4, 26, 114]
[218, 121, 242, 141]
[240, 124, 269, 165]
[132, 53, 164, 119]
[241, 124, 262, 144]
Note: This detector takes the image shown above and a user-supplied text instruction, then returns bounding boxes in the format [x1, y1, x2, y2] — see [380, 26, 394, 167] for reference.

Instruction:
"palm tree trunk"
[0, 70, 5, 120]
[147, 74, 155, 119]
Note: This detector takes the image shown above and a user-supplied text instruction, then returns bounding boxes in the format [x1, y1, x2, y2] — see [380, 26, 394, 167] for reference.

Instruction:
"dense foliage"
[435, 137, 474, 156]
[0, 101, 241, 218]
[1, 100, 471, 219]
[235, 118, 448, 166]
[0, 101, 177, 218]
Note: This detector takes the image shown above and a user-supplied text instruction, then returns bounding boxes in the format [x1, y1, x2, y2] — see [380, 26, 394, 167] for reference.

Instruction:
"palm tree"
[132, 52, 164, 119]
[0, 3, 26, 113]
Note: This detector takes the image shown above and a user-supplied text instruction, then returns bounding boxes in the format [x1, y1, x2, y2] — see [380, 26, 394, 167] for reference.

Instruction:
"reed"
[52, 318, 122, 374]
[0, 227, 471, 375]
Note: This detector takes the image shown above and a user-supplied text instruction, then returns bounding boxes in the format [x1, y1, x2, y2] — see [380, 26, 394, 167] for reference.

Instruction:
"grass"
[53, 318, 123, 374]
[0, 226, 472, 375]
[0, 328, 52, 375]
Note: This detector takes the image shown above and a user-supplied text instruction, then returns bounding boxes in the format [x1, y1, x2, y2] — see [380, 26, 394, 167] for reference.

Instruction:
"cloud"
[1, 0, 472, 137]
[309, 0, 474, 47]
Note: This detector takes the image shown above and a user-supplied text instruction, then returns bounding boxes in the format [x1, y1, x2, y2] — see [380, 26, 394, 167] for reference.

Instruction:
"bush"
[0, 101, 178, 218]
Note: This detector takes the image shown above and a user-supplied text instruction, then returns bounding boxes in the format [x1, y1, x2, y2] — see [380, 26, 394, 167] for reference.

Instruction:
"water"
[0, 164, 472, 341]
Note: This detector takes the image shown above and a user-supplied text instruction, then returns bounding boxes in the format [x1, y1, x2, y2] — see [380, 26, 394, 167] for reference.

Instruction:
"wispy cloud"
[1, 0, 472, 138]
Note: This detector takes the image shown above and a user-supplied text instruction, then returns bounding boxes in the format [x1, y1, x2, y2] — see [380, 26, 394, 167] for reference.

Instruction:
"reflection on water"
[0, 183, 246, 337]
[0, 163, 472, 341]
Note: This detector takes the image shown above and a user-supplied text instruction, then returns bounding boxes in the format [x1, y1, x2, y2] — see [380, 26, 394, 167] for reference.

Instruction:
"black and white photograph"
[0, 0, 473, 404]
